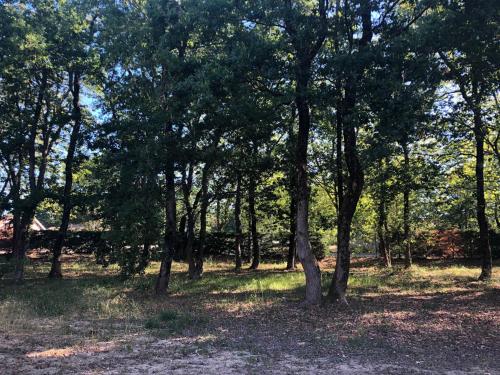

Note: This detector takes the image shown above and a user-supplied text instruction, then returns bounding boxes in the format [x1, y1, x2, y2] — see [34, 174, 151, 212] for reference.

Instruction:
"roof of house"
[0, 215, 46, 232]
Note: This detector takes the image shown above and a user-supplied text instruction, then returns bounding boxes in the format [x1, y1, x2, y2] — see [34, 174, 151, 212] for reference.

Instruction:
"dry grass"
[0, 256, 498, 374]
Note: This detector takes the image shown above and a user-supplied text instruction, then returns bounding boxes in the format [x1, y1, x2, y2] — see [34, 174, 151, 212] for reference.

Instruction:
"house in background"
[0, 215, 46, 250]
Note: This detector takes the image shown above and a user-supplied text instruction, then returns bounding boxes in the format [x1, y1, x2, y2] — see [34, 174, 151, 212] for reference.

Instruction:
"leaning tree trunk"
[49, 72, 82, 279]
[248, 178, 260, 270]
[234, 172, 242, 271]
[401, 141, 412, 268]
[155, 122, 177, 295]
[295, 72, 322, 305]
[473, 110, 492, 280]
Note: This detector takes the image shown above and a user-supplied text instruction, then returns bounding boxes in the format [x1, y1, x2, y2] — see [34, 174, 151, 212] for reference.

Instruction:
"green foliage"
[1, 0, 498, 289]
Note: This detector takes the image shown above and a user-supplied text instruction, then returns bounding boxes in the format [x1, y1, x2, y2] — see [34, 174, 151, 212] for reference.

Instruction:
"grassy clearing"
[0, 256, 498, 374]
[1, 257, 497, 327]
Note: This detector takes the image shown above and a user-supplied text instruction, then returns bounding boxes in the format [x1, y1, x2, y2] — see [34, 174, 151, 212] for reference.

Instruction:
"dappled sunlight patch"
[25, 341, 118, 361]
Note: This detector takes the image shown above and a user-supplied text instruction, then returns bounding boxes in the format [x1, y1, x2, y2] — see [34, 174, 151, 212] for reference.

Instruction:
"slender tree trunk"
[155, 122, 177, 295]
[194, 165, 210, 279]
[49, 72, 82, 278]
[328, 0, 371, 304]
[176, 214, 187, 261]
[215, 199, 221, 231]
[248, 178, 260, 270]
[13, 210, 35, 283]
[328, 78, 365, 304]
[182, 164, 197, 278]
[13, 71, 48, 282]
[182, 163, 195, 278]
[377, 166, 391, 267]
[286, 107, 296, 270]
[401, 141, 412, 268]
[185, 211, 195, 277]
[473, 110, 492, 280]
[11, 194, 20, 256]
[287, 195, 297, 270]
[494, 199, 500, 230]
[234, 172, 242, 271]
[336, 92, 344, 219]
[295, 72, 322, 305]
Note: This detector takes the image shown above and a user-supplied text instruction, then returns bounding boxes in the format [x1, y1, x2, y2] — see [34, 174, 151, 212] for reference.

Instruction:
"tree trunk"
[286, 107, 296, 270]
[155, 122, 177, 295]
[185, 211, 195, 277]
[13, 71, 48, 282]
[49, 72, 82, 279]
[473, 110, 492, 280]
[401, 141, 412, 268]
[295, 72, 322, 305]
[13, 210, 35, 283]
[193, 164, 210, 279]
[336, 91, 344, 218]
[287, 194, 297, 270]
[328, 0, 371, 304]
[377, 165, 391, 268]
[328, 77, 365, 304]
[248, 178, 260, 270]
[234, 172, 242, 271]
[215, 199, 221, 231]
[182, 164, 197, 278]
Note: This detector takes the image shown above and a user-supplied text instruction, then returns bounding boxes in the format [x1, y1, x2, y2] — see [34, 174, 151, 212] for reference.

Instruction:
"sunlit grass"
[0, 256, 498, 336]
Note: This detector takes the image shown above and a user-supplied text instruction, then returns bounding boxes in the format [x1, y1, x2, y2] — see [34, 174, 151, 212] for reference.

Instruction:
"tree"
[429, 0, 499, 280]
[49, 2, 98, 278]
[0, 0, 83, 282]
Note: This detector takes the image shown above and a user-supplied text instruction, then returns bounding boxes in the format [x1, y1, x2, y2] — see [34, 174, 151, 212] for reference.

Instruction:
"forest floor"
[0, 254, 499, 374]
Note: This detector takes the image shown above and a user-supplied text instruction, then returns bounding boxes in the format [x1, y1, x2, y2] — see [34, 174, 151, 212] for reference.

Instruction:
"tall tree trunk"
[474, 110, 492, 280]
[176, 214, 187, 261]
[287, 194, 297, 270]
[193, 164, 210, 279]
[328, 78, 365, 304]
[234, 172, 242, 271]
[185, 211, 195, 278]
[215, 199, 221, 231]
[295, 72, 322, 305]
[286, 107, 296, 270]
[155, 122, 177, 295]
[336, 90, 344, 219]
[13, 210, 35, 283]
[328, 0, 371, 304]
[248, 178, 260, 270]
[402, 141, 412, 268]
[182, 164, 197, 278]
[377, 162, 391, 268]
[13, 71, 48, 283]
[49, 72, 82, 279]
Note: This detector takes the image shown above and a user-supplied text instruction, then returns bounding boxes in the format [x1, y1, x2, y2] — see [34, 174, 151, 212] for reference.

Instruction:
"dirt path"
[3, 332, 496, 375]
